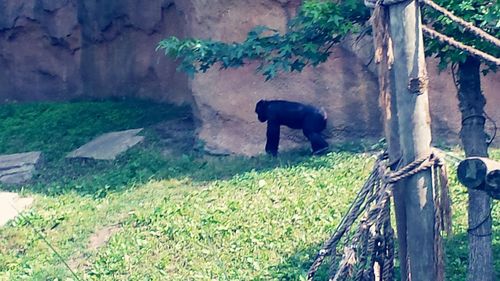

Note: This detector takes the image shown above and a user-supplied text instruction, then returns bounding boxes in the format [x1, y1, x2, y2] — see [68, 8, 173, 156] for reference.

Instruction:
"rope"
[307, 150, 452, 281]
[467, 204, 493, 237]
[421, 0, 500, 49]
[365, 0, 500, 65]
[307, 153, 388, 279]
[384, 153, 434, 183]
[422, 25, 500, 66]
[383, 221, 395, 280]
[461, 114, 486, 126]
[432, 159, 451, 281]
[484, 112, 497, 146]
[306, 161, 383, 279]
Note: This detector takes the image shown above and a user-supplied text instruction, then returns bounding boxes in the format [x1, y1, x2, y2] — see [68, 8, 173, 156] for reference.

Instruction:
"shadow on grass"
[263, 240, 402, 281]
[1, 141, 375, 198]
[263, 242, 401, 280]
[263, 243, 327, 281]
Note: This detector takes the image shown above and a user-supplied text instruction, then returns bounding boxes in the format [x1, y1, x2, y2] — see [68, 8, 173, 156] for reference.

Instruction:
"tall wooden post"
[367, 3, 408, 279]
[388, 1, 437, 280]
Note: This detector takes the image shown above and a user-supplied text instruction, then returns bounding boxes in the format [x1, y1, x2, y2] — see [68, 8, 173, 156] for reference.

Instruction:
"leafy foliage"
[423, 0, 500, 72]
[158, 0, 499, 78]
[157, 0, 369, 80]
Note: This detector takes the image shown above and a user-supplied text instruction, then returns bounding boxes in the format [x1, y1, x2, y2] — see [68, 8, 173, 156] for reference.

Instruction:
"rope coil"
[307, 150, 452, 280]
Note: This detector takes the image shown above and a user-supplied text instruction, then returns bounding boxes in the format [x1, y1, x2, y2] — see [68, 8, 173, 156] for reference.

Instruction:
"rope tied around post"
[307, 150, 452, 281]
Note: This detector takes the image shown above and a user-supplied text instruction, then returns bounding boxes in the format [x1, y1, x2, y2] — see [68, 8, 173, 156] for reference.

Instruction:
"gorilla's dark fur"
[255, 99, 329, 156]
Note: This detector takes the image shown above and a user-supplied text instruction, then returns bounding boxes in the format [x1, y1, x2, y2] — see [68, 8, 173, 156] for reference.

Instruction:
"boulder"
[0, 151, 42, 185]
[67, 129, 144, 160]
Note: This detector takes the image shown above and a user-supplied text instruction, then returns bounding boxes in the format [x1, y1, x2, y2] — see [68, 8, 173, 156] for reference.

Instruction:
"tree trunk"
[388, 1, 437, 280]
[457, 55, 493, 281]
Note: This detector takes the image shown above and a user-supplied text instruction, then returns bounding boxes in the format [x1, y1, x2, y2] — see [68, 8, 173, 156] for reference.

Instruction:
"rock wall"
[0, 0, 190, 104]
[182, 0, 382, 155]
[0, 0, 498, 155]
[345, 34, 500, 148]
[180, 0, 500, 154]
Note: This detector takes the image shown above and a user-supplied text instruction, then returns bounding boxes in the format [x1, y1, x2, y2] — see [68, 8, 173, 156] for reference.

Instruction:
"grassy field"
[0, 100, 498, 280]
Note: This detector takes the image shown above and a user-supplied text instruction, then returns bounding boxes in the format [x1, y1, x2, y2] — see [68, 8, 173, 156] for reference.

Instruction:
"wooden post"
[367, 3, 408, 279]
[388, 1, 437, 280]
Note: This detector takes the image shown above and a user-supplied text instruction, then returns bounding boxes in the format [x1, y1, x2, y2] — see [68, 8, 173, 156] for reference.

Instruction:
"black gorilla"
[255, 99, 329, 156]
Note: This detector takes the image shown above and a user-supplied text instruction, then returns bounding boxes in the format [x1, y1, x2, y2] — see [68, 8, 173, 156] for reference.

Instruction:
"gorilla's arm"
[265, 120, 280, 156]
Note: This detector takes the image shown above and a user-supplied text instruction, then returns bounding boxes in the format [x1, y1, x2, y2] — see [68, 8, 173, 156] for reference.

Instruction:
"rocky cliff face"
[0, 0, 190, 103]
[1, 0, 498, 155]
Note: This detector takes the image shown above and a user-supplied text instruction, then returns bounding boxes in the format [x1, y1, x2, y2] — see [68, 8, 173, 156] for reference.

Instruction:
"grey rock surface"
[0, 0, 190, 104]
[0, 152, 42, 185]
[67, 129, 144, 160]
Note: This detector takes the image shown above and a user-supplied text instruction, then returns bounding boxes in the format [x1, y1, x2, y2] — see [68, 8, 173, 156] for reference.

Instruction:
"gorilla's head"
[255, 100, 268, 122]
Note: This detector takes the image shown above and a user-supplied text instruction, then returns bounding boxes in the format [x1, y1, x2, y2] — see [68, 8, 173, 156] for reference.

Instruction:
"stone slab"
[0, 192, 34, 227]
[0, 151, 42, 185]
[66, 128, 144, 160]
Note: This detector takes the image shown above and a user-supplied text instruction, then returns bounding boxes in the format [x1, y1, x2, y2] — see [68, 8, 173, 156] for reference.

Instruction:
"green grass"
[0, 99, 191, 196]
[0, 100, 498, 280]
[0, 99, 188, 160]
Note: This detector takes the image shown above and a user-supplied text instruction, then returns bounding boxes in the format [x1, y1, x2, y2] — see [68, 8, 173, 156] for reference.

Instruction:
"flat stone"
[0, 151, 42, 185]
[66, 128, 144, 160]
[0, 192, 34, 227]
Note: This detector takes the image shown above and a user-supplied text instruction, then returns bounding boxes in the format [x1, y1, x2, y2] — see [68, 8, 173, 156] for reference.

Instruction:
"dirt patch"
[0, 192, 34, 227]
[153, 115, 197, 156]
[68, 224, 121, 271]
[88, 224, 121, 250]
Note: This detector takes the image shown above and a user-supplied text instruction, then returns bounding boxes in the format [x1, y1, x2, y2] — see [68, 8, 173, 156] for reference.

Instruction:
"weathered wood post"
[486, 170, 500, 191]
[388, 0, 437, 280]
[365, 1, 438, 279]
[364, 1, 408, 279]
